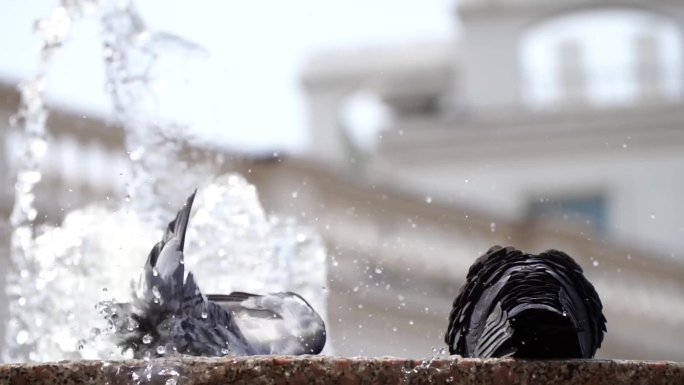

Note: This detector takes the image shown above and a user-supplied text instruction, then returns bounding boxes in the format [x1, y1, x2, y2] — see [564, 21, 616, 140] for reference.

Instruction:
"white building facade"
[301, 0, 684, 258]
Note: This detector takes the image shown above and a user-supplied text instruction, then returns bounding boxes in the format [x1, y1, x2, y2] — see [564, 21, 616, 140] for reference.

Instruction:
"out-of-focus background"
[1, 0, 684, 361]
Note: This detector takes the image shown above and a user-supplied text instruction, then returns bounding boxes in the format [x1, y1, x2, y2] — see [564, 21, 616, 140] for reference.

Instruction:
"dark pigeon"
[444, 245, 606, 359]
[109, 190, 326, 358]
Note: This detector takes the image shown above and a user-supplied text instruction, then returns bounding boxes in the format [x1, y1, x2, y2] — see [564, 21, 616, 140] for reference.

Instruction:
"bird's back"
[445, 246, 606, 358]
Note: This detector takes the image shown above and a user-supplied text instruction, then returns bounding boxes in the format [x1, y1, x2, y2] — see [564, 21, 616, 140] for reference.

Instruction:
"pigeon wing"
[111, 191, 197, 356]
[446, 246, 523, 356]
[208, 292, 326, 355]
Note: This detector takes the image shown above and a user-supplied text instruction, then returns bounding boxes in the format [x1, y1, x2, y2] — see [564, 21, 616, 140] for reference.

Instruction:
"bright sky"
[0, 0, 455, 154]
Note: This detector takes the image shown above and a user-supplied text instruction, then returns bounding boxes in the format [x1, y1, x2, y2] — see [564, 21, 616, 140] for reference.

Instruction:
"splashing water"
[4, 174, 329, 362]
[185, 174, 330, 342]
[18, 207, 157, 361]
[3, 0, 98, 363]
[100, 0, 223, 228]
[4, 0, 329, 363]
[401, 347, 452, 383]
[3, 0, 207, 362]
[101, 359, 185, 385]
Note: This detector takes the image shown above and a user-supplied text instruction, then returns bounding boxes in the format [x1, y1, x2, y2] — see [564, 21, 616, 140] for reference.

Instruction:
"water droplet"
[291, 191, 298, 199]
[489, 222, 496, 232]
[464, 178, 469, 184]
[152, 286, 161, 299]
[201, 311, 208, 319]
[592, 260, 599, 267]
[16, 330, 28, 344]
[124, 194, 131, 202]
[29, 138, 48, 158]
[142, 334, 153, 344]
[425, 196, 432, 204]
[129, 147, 144, 161]
[156, 345, 166, 355]
[374, 267, 383, 274]
[152, 267, 159, 277]
[622, 143, 628, 149]
[650, 213, 656, 220]
[165, 379, 177, 385]
[126, 319, 139, 332]
[409, 320, 414, 325]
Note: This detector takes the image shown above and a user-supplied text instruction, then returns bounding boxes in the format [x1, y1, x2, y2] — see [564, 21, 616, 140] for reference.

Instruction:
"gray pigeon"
[445, 245, 606, 359]
[109, 190, 326, 358]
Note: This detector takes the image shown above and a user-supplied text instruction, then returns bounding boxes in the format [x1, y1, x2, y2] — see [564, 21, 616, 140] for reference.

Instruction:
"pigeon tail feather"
[111, 190, 198, 355]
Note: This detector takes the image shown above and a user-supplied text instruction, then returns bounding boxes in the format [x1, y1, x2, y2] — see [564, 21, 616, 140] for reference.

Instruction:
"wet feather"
[445, 245, 606, 358]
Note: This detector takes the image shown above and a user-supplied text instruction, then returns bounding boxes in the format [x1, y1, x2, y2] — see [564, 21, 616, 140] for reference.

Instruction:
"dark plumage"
[445, 245, 606, 359]
[109, 190, 326, 358]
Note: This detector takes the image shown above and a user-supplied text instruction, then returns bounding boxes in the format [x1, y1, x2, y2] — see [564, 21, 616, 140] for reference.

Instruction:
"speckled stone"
[0, 356, 683, 385]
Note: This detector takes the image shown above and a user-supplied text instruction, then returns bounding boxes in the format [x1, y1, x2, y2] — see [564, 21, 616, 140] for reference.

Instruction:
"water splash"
[4, 0, 329, 363]
[185, 175, 281, 293]
[5, 205, 158, 361]
[100, 0, 222, 228]
[185, 174, 330, 347]
[4, 0, 214, 362]
[3, 0, 98, 363]
[4, 174, 329, 361]
[101, 359, 185, 385]
[401, 347, 451, 383]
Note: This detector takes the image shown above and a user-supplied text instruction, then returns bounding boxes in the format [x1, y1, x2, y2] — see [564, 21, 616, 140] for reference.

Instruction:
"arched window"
[519, 8, 684, 109]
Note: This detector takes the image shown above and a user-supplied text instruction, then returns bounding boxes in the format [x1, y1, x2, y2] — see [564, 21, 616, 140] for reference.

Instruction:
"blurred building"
[299, 0, 684, 359]
[1, 0, 684, 362]
[303, 0, 684, 257]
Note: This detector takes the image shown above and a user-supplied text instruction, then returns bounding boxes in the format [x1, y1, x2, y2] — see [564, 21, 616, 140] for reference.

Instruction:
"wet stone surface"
[0, 356, 683, 385]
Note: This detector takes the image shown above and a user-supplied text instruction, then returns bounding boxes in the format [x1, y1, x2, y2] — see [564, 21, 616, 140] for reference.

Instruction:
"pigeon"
[109, 190, 326, 358]
[444, 245, 606, 359]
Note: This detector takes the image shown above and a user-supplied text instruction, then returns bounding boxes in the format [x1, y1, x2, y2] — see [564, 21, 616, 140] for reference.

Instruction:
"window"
[520, 8, 684, 109]
[528, 195, 608, 233]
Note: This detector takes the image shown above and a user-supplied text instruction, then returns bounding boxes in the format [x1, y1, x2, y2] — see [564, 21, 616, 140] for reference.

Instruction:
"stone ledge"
[1, 356, 683, 385]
